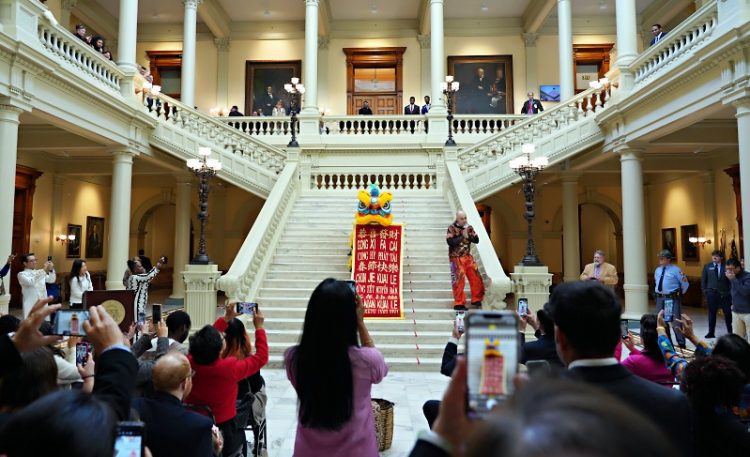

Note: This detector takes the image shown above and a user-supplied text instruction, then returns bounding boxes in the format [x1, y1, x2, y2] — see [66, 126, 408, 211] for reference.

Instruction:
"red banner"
[351, 224, 404, 319]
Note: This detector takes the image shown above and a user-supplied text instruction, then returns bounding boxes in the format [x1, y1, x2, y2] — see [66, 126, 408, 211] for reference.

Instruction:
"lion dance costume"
[348, 185, 393, 269]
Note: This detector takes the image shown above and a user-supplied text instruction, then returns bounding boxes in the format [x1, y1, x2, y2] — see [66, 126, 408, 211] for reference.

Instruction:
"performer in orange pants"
[447, 210, 485, 310]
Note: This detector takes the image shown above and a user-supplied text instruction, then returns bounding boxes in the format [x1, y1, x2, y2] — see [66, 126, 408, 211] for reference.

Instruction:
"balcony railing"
[309, 170, 438, 191]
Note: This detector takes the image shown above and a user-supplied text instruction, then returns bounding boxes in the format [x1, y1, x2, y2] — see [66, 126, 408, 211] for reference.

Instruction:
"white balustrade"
[217, 116, 296, 137]
[309, 171, 438, 191]
[452, 115, 527, 134]
[321, 115, 426, 135]
[631, 1, 718, 87]
[36, 13, 123, 93]
[457, 85, 612, 171]
[145, 93, 287, 177]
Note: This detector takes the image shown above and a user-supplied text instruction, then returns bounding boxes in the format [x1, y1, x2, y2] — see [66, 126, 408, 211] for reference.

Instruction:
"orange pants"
[450, 255, 485, 306]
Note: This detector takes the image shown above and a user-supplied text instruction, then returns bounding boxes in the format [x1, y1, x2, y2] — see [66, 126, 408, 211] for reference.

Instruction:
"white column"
[115, 0, 139, 100]
[615, 0, 639, 93]
[618, 148, 649, 315]
[736, 101, 750, 260]
[60, 0, 77, 29]
[302, 0, 319, 115]
[418, 34, 431, 102]
[105, 150, 135, 291]
[524, 33, 539, 98]
[171, 176, 192, 299]
[430, 0, 446, 113]
[561, 174, 581, 282]
[318, 36, 330, 113]
[0, 105, 23, 314]
[181, 0, 202, 108]
[215, 38, 230, 110]
[557, 0, 574, 100]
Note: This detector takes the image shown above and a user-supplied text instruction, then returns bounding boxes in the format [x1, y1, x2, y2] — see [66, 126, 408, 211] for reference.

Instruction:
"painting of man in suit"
[448, 55, 514, 115]
[246, 61, 302, 118]
[86, 217, 105, 259]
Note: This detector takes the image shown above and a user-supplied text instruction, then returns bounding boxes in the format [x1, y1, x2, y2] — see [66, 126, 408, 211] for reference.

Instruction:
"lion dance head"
[355, 184, 393, 226]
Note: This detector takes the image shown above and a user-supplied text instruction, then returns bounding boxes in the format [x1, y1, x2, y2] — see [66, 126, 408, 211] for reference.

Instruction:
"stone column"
[105, 150, 135, 291]
[430, 0, 446, 114]
[171, 176, 192, 300]
[615, 0, 639, 93]
[618, 148, 649, 315]
[116, 0, 139, 99]
[60, 0, 77, 29]
[181, 0, 202, 108]
[557, 0, 574, 100]
[418, 34, 431, 102]
[523, 33, 539, 97]
[318, 36, 330, 113]
[0, 105, 23, 314]
[215, 38, 230, 110]
[302, 0, 319, 115]
[561, 173, 581, 282]
[736, 101, 750, 260]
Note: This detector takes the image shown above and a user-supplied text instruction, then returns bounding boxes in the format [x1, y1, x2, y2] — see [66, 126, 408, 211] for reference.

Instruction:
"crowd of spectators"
[73, 24, 113, 61]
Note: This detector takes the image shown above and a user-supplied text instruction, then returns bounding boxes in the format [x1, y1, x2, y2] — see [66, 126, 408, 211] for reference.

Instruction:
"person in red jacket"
[186, 306, 268, 457]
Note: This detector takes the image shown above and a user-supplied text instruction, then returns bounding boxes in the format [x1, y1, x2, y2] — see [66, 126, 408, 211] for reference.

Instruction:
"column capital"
[522, 32, 538, 47]
[61, 0, 78, 10]
[183, 0, 202, 9]
[612, 140, 645, 158]
[0, 104, 25, 121]
[731, 97, 750, 115]
[107, 146, 137, 163]
[175, 172, 194, 185]
[318, 35, 330, 50]
[305, 0, 320, 5]
[417, 34, 431, 49]
[559, 171, 581, 183]
[214, 37, 230, 52]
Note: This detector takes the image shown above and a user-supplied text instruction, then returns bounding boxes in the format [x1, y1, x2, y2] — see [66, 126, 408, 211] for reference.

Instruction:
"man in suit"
[580, 250, 619, 286]
[404, 96, 419, 115]
[133, 352, 216, 457]
[520, 91, 544, 115]
[701, 249, 732, 338]
[260, 86, 276, 116]
[358, 100, 373, 115]
[519, 307, 563, 367]
[549, 281, 692, 457]
[650, 23, 667, 46]
[421, 95, 431, 114]
[469, 67, 491, 113]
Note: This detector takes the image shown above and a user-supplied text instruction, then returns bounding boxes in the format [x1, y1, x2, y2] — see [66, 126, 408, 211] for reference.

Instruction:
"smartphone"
[75, 342, 90, 366]
[620, 319, 629, 339]
[52, 310, 89, 336]
[114, 421, 145, 457]
[466, 311, 519, 419]
[344, 280, 357, 295]
[455, 310, 466, 333]
[236, 302, 257, 315]
[526, 359, 551, 377]
[517, 298, 529, 316]
[160, 256, 168, 264]
[47, 255, 52, 262]
[152, 304, 162, 323]
[663, 299, 674, 322]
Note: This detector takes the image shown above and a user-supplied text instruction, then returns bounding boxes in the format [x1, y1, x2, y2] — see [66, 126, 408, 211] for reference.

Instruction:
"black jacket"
[133, 391, 214, 457]
[520, 331, 563, 367]
[700, 262, 730, 295]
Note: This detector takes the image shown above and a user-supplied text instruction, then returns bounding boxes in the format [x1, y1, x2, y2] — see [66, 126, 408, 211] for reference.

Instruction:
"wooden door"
[374, 96, 397, 115]
[573, 44, 614, 95]
[343, 48, 405, 115]
[10, 166, 42, 308]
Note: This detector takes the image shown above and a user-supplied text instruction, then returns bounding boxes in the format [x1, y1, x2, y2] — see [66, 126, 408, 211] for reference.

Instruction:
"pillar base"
[184, 263, 221, 332]
[622, 283, 650, 317]
[510, 265, 552, 314]
[106, 280, 126, 291]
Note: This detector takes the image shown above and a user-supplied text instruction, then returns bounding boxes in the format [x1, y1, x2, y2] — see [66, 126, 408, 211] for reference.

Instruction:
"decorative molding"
[317, 35, 329, 50]
[183, 0, 203, 10]
[214, 37, 230, 52]
[522, 32, 539, 47]
[62, 0, 78, 11]
[417, 34, 431, 49]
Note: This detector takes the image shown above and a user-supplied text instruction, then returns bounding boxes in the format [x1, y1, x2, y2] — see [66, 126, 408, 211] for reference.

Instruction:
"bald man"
[447, 210, 485, 310]
[133, 352, 217, 457]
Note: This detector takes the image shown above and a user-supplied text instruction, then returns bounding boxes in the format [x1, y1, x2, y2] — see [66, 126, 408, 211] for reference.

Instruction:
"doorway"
[573, 44, 614, 94]
[343, 47, 405, 115]
[10, 166, 43, 308]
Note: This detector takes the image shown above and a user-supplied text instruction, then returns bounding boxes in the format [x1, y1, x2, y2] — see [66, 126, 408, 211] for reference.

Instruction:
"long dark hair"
[291, 278, 359, 430]
[639, 314, 663, 362]
[70, 259, 86, 285]
[223, 318, 252, 359]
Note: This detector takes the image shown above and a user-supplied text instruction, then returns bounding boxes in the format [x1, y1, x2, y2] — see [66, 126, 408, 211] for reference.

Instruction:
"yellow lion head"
[355, 184, 393, 226]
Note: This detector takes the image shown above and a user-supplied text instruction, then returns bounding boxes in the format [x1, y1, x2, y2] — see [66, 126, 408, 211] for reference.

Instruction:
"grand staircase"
[258, 194, 467, 371]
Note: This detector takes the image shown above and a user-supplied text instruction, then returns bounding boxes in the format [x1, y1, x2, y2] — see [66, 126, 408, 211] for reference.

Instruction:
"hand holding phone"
[115, 421, 145, 457]
[663, 299, 674, 323]
[75, 342, 91, 366]
[152, 304, 162, 323]
[236, 302, 257, 315]
[52, 310, 89, 336]
[620, 319, 629, 339]
[517, 298, 529, 317]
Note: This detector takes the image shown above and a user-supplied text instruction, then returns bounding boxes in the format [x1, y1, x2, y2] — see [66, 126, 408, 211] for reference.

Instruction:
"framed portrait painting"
[447, 55, 514, 115]
[661, 228, 677, 261]
[66, 224, 82, 258]
[245, 60, 302, 117]
[85, 217, 105, 259]
[681, 224, 699, 261]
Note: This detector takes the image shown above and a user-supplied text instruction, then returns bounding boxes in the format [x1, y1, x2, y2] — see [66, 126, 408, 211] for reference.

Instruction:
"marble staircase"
[258, 194, 469, 372]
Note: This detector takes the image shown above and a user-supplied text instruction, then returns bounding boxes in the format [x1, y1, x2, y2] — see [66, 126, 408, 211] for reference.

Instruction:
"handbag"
[371, 398, 394, 451]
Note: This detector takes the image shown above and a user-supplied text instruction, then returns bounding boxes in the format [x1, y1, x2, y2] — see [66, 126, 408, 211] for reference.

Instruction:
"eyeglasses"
[184, 369, 196, 382]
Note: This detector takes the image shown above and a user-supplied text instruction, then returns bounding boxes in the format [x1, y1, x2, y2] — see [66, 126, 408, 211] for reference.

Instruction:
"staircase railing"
[216, 159, 300, 301]
[145, 93, 288, 196]
[443, 156, 512, 307]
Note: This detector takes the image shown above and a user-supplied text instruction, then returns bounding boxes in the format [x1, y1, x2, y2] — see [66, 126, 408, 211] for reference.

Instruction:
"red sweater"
[186, 318, 268, 424]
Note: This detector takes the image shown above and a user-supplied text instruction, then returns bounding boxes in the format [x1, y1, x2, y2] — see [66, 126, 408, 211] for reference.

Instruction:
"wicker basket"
[371, 398, 395, 451]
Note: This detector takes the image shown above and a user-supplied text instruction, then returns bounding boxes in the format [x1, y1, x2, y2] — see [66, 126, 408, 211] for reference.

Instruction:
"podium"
[83, 290, 136, 332]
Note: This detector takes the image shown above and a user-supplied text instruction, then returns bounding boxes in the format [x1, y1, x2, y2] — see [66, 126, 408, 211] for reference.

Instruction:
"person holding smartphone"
[126, 256, 166, 325]
[446, 211, 485, 311]
[654, 250, 689, 349]
[68, 259, 93, 309]
[17, 253, 56, 318]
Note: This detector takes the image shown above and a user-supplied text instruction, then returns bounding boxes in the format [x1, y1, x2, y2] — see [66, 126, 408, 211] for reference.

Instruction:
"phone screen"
[663, 299, 674, 322]
[517, 298, 528, 316]
[152, 304, 162, 323]
[75, 342, 90, 366]
[47, 255, 52, 262]
[466, 311, 519, 419]
[236, 302, 257, 315]
[344, 280, 357, 295]
[114, 422, 144, 457]
[52, 310, 89, 336]
[620, 319, 629, 339]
